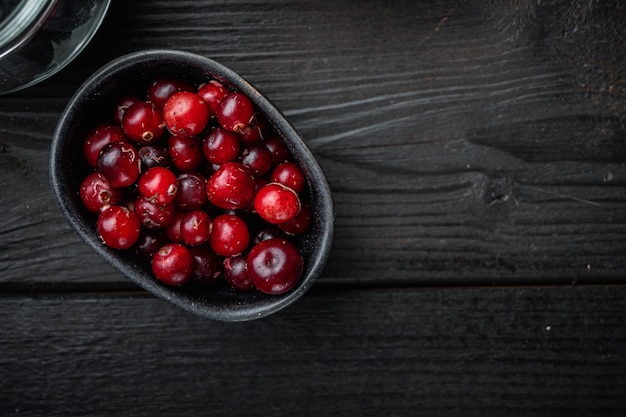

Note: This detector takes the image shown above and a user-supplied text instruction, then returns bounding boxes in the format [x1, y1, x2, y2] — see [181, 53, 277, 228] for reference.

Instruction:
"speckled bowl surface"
[50, 49, 334, 321]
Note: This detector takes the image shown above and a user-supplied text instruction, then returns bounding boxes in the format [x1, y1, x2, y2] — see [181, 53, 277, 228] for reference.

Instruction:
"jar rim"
[0, 0, 57, 59]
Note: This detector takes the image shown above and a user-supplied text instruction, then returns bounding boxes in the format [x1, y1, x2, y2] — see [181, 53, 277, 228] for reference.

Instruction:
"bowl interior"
[50, 49, 334, 321]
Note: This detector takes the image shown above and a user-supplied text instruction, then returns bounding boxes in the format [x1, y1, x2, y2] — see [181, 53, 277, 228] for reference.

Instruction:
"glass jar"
[0, 0, 111, 94]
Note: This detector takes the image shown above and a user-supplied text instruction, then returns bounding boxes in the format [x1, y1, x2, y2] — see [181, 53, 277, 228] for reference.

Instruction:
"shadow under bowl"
[50, 49, 334, 321]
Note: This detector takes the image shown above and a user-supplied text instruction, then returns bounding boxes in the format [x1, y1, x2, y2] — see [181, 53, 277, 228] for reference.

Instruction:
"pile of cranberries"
[78, 76, 313, 295]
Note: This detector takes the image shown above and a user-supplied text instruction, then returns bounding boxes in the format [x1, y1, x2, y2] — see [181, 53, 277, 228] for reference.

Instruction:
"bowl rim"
[50, 48, 334, 321]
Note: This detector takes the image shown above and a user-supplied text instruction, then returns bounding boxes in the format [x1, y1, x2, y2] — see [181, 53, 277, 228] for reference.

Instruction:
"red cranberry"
[175, 172, 207, 210]
[208, 213, 250, 257]
[114, 95, 141, 125]
[137, 166, 179, 206]
[83, 124, 126, 168]
[263, 135, 290, 164]
[278, 202, 313, 235]
[202, 127, 240, 164]
[181, 209, 212, 246]
[79, 172, 123, 213]
[167, 135, 204, 171]
[254, 183, 301, 224]
[240, 143, 273, 177]
[223, 255, 254, 291]
[163, 91, 210, 137]
[151, 243, 194, 286]
[216, 92, 255, 132]
[238, 114, 268, 145]
[206, 162, 256, 210]
[97, 205, 141, 250]
[122, 101, 165, 144]
[189, 245, 222, 284]
[134, 197, 176, 229]
[247, 238, 303, 294]
[197, 80, 229, 115]
[138, 145, 172, 170]
[96, 141, 141, 188]
[148, 77, 194, 108]
[270, 161, 306, 194]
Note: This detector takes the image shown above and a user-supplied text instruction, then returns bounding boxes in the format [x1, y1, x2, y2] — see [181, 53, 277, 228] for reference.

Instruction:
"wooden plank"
[0, 0, 625, 289]
[1, 286, 626, 416]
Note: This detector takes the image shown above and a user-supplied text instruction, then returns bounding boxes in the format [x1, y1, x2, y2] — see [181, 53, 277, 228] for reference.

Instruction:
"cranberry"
[138, 145, 172, 170]
[97, 205, 141, 250]
[216, 92, 255, 132]
[167, 135, 204, 171]
[151, 243, 194, 286]
[270, 161, 306, 194]
[175, 172, 207, 210]
[278, 202, 313, 235]
[96, 141, 141, 188]
[83, 124, 127, 168]
[165, 210, 185, 243]
[263, 135, 290, 164]
[79, 172, 123, 213]
[247, 238, 303, 294]
[253, 224, 287, 244]
[208, 213, 250, 257]
[114, 95, 141, 125]
[223, 255, 254, 291]
[135, 230, 169, 261]
[189, 245, 222, 284]
[254, 183, 301, 224]
[122, 101, 165, 144]
[134, 197, 176, 229]
[137, 166, 178, 206]
[181, 209, 212, 246]
[148, 77, 194, 108]
[163, 91, 210, 137]
[240, 143, 273, 177]
[202, 127, 240, 164]
[197, 80, 229, 115]
[238, 114, 268, 145]
[206, 162, 256, 210]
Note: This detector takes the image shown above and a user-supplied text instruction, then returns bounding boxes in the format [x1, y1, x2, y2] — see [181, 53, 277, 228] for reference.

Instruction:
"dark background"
[1, 1, 625, 415]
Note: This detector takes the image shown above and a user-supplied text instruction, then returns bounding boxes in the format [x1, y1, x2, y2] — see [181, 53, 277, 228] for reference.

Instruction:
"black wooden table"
[2, 1, 626, 415]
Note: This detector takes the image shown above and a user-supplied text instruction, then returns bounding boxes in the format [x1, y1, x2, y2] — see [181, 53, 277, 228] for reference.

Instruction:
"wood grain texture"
[0, 0, 625, 289]
[2, 286, 626, 416]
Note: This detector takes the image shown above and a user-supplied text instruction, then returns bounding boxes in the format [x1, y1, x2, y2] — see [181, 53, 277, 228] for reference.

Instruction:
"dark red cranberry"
[83, 124, 127, 168]
[167, 135, 204, 171]
[134, 197, 176, 229]
[223, 255, 254, 291]
[254, 183, 301, 224]
[189, 245, 222, 284]
[148, 77, 194, 108]
[163, 91, 210, 137]
[206, 162, 256, 210]
[181, 209, 212, 246]
[238, 114, 268, 145]
[278, 202, 313, 235]
[216, 92, 255, 132]
[122, 101, 165, 144]
[253, 224, 287, 244]
[97, 205, 141, 250]
[196, 80, 229, 115]
[79, 172, 123, 213]
[138, 145, 172, 170]
[202, 127, 240, 164]
[138, 166, 179, 206]
[263, 135, 290, 164]
[151, 243, 194, 286]
[114, 95, 141, 125]
[208, 213, 250, 257]
[96, 141, 141, 188]
[247, 238, 303, 294]
[165, 210, 185, 243]
[270, 161, 306, 194]
[240, 143, 273, 177]
[135, 230, 169, 261]
[175, 172, 207, 210]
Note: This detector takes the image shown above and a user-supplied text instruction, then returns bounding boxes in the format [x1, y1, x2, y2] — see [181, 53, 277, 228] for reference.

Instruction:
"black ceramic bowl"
[50, 49, 334, 321]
